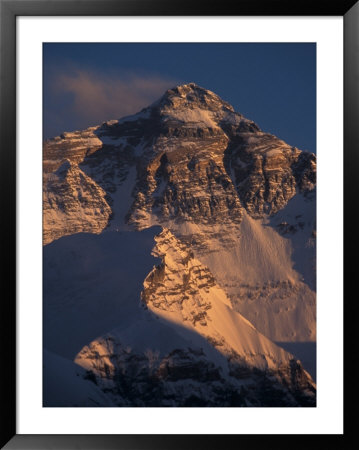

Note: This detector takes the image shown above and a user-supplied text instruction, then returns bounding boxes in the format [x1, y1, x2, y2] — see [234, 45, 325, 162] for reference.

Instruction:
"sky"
[43, 43, 316, 153]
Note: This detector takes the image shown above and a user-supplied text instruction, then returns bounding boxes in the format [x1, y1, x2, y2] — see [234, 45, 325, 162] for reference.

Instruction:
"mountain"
[44, 228, 315, 407]
[43, 83, 316, 406]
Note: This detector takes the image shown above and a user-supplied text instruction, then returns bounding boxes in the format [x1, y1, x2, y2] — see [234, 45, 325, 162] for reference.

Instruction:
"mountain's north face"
[43, 83, 316, 407]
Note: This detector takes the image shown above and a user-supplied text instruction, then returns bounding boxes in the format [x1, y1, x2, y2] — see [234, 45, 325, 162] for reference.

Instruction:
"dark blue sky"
[43, 43, 316, 153]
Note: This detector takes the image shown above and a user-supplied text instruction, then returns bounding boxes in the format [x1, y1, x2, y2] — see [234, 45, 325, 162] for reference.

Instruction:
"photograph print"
[43, 43, 316, 407]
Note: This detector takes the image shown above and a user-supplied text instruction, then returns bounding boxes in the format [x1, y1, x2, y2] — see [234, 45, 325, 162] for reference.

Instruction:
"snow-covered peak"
[154, 82, 235, 115]
[135, 82, 262, 134]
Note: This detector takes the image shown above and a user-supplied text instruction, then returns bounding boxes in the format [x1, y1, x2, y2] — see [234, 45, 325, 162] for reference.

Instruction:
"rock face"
[43, 160, 112, 245]
[43, 127, 103, 173]
[43, 83, 317, 406]
[228, 143, 314, 217]
[142, 228, 216, 326]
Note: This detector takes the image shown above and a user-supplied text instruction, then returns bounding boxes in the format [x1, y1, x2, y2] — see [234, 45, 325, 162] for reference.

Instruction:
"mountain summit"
[153, 82, 238, 113]
[43, 84, 316, 406]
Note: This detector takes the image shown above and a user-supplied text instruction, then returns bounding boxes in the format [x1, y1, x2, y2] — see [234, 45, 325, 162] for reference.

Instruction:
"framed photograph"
[1, 0, 356, 448]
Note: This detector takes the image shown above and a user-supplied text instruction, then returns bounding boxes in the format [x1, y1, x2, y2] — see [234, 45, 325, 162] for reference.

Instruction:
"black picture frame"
[1, 0, 357, 448]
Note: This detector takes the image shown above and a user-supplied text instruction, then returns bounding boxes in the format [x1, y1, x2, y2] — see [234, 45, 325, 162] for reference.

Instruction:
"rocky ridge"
[75, 335, 315, 407]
